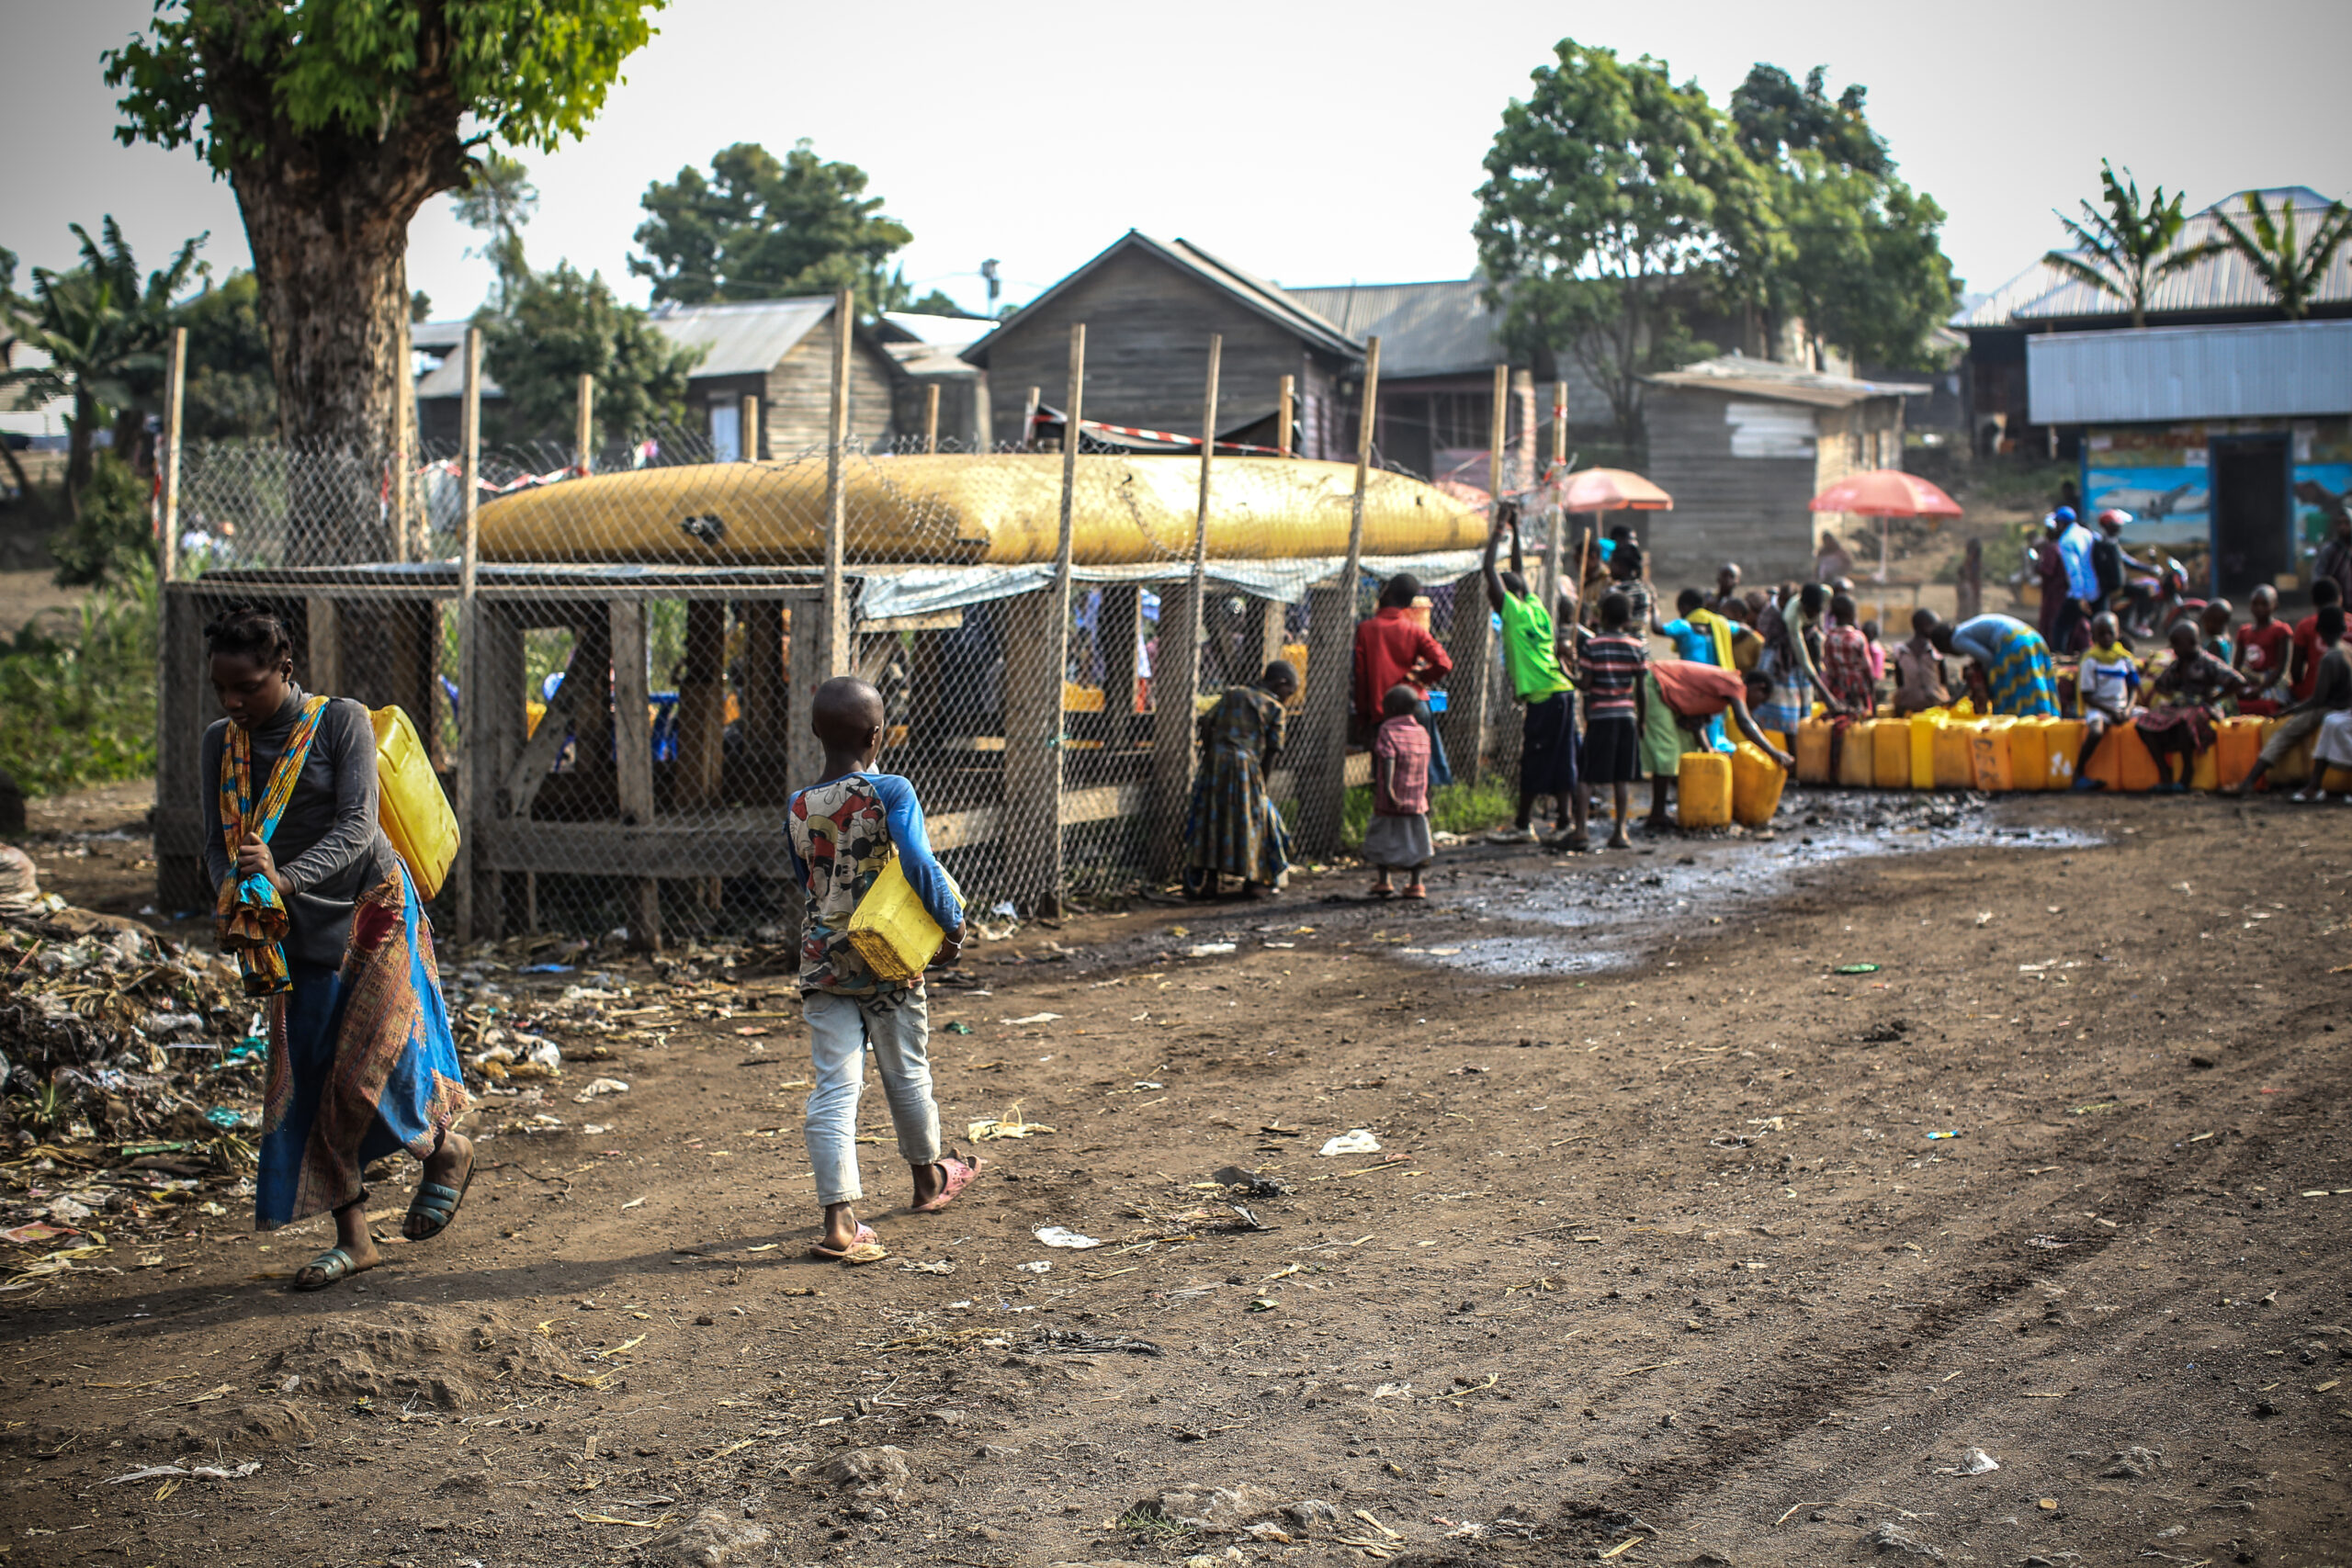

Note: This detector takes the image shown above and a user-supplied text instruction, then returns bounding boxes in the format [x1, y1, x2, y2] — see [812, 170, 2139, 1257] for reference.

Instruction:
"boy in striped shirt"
[1577, 591, 1648, 850]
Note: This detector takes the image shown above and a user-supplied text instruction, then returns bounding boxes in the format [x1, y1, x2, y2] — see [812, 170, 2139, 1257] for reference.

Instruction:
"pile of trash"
[0, 862, 274, 1286]
[1, 907, 262, 1152]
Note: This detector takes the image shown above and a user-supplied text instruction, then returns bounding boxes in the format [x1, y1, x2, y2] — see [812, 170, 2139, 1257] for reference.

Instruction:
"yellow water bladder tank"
[478, 454, 1488, 567]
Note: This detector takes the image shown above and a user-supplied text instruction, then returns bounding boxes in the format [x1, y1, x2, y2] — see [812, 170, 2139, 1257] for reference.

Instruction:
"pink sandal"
[910, 1155, 984, 1213]
[810, 1222, 882, 1260]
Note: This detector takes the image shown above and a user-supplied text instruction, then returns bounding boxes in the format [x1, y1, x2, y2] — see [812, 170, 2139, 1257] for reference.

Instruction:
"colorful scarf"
[216, 695, 328, 998]
[1685, 607, 1736, 669]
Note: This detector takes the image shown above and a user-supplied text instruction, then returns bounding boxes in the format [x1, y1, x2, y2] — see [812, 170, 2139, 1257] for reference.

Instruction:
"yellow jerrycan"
[371, 705, 459, 899]
[1794, 717, 1834, 784]
[1730, 740, 1786, 827]
[848, 855, 966, 984]
[1677, 751, 1734, 829]
[1907, 710, 1940, 788]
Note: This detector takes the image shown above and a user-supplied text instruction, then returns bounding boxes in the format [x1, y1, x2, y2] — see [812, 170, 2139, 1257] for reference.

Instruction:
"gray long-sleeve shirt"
[202, 684, 400, 969]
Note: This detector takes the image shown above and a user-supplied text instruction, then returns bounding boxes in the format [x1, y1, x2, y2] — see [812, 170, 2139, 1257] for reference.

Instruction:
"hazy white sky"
[6, 0, 2348, 323]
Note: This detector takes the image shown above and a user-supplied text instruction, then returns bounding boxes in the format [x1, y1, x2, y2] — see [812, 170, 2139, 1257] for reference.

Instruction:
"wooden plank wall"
[763, 317, 899, 451]
[980, 249, 1349, 451]
[1642, 388, 1821, 592]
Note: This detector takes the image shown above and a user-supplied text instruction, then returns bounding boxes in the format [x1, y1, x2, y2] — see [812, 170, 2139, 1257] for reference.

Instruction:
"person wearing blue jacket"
[785, 676, 976, 1261]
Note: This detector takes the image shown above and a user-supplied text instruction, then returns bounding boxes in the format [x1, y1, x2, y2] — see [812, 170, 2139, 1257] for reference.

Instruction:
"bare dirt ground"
[4, 786, 2350, 1568]
[0, 569, 88, 644]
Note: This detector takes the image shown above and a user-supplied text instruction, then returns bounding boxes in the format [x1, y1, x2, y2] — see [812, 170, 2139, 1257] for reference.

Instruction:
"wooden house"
[645, 297, 901, 457]
[875, 310, 994, 451]
[960, 231, 1363, 457]
[1637, 355, 1925, 590]
[1288, 279, 1548, 483]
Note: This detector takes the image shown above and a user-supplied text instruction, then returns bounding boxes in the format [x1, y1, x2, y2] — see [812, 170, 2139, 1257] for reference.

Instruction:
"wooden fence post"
[1148, 335, 1220, 881]
[1277, 374, 1295, 458]
[151, 326, 188, 915]
[455, 325, 483, 942]
[1540, 380, 1568, 612]
[741, 393, 760, 463]
[610, 598, 659, 949]
[1440, 364, 1508, 784]
[158, 326, 186, 581]
[923, 385, 941, 454]
[822, 288, 854, 677]
[575, 373, 596, 475]
[1004, 321, 1084, 914]
[1294, 337, 1379, 858]
[393, 262, 416, 562]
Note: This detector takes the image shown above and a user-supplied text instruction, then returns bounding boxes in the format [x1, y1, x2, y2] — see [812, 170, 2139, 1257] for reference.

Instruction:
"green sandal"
[292, 1247, 363, 1292]
[401, 1156, 477, 1242]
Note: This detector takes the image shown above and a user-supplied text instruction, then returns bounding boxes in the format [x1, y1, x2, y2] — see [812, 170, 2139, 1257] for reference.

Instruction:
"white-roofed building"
[1956, 186, 2352, 597]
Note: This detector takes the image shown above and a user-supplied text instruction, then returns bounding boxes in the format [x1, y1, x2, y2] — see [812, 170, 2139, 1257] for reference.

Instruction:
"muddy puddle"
[1402, 795, 2103, 977]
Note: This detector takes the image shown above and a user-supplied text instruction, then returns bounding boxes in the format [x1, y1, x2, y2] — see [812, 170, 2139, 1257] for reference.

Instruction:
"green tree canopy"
[1729, 63, 1886, 176]
[1731, 64, 1957, 369]
[176, 268, 277, 440]
[1475, 40, 1770, 456]
[105, 0, 664, 558]
[629, 141, 913, 314]
[453, 151, 538, 312]
[480, 263, 702, 446]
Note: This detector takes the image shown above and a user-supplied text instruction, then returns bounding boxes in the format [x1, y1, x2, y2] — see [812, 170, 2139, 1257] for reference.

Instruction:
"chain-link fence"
[156, 354, 1550, 946]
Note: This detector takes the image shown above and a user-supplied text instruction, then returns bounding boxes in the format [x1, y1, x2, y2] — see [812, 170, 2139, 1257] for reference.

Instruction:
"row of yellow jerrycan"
[1785, 707, 2349, 794]
[1673, 744, 1784, 830]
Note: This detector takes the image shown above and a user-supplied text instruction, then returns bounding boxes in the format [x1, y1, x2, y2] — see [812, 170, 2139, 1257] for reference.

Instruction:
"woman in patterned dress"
[200, 605, 470, 1291]
[1182, 660, 1299, 899]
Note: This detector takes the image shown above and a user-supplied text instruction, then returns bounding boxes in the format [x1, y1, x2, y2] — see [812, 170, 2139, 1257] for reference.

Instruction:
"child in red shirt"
[1365, 684, 1433, 899]
[2289, 579, 2344, 702]
[2235, 583, 2293, 709]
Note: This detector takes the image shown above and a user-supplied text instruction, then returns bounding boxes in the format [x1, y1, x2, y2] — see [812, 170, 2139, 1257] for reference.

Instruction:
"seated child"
[2135, 621, 2249, 792]
[2073, 613, 2141, 792]
[1365, 684, 1434, 898]
[2198, 600, 2233, 669]
[785, 676, 975, 1263]
[2235, 585, 2292, 710]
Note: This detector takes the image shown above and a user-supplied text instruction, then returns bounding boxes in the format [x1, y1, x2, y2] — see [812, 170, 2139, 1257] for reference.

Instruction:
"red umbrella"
[1559, 467, 1673, 512]
[1809, 469, 1962, 582]
[1808, 469, 1962, 518]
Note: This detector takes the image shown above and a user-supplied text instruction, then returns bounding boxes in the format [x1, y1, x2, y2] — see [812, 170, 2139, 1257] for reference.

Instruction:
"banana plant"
[2211, 190, 2352, 320]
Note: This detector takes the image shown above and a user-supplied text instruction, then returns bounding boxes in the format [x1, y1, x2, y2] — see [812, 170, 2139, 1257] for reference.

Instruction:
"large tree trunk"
[213, 34, 468, 566]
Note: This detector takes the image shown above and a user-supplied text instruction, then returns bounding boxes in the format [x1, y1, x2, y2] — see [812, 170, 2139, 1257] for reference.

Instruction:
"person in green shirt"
[1481, 505, 1587, 849]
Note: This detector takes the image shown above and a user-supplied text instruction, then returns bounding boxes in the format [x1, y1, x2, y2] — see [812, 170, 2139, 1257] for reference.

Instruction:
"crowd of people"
[1176, 506, 2352, 902]
[191, 498, 2352, 1280]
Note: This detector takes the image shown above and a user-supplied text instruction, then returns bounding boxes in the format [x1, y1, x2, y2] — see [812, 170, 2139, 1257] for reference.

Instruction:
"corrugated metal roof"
[413, 354, 503, 400]
[880, 310, 994, 349]
[410, 319, 469, 353]
[1951, 259, 2075, 329]
[963, 231, 1362, 366]
[1962, 187, 2351, 327]
[1645, 354, 1929, 409]
[886, 341, 980, 378]
[1286, 279, 1505, 378]
[2026, 318, 2352, 423]
[646, 296, 834, 377]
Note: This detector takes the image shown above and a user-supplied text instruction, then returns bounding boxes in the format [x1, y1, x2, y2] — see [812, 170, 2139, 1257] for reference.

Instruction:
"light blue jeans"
[803, 988, 942, 1207]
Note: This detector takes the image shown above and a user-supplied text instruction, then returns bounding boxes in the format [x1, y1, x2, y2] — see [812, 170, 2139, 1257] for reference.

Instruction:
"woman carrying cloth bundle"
[201, 605, 472, 1291]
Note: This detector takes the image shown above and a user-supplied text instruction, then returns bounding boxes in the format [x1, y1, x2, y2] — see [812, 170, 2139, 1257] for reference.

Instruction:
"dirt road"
[4, 790, 2348, 1567]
